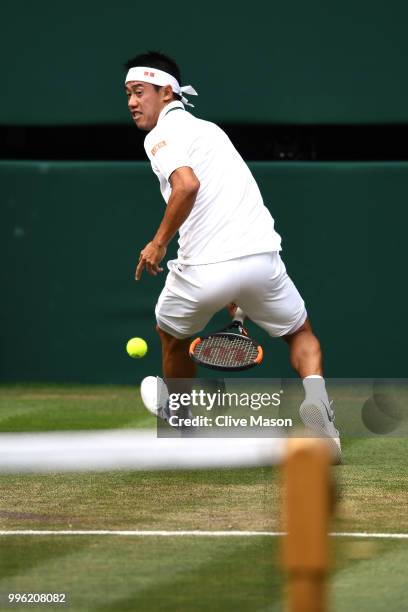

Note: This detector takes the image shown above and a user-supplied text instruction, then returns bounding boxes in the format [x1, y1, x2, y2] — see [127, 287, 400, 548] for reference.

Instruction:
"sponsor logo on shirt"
[151, 140, 167, 156]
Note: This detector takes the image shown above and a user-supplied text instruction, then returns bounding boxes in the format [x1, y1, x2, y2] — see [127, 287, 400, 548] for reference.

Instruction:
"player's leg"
[144, 327, 195, 427]
[283, 319, 339, 452]
[156, 326, 196, 378]
[283, 317, 323, 378]
[236, 252, 340, 460]
[141, 259, 238, 423]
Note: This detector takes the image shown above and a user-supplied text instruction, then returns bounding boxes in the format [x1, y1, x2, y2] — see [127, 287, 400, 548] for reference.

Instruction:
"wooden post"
[282, 437, 332, 612]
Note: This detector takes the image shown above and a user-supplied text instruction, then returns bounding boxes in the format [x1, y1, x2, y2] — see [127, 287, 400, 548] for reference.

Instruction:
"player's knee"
[156, 325, 187, 350]
[156, 325, 173, 343]
[283, 317, 312, 343]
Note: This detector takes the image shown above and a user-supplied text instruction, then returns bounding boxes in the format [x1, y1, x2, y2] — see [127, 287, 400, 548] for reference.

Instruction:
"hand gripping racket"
[189, 308, 263, 371]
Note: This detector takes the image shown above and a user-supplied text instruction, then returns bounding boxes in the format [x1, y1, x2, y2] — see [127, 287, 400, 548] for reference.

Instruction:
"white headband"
[125, 66, 198, 108]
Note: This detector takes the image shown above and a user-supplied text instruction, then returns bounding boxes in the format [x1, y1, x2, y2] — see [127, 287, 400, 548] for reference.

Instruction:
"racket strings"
[194, 335, 258, 368]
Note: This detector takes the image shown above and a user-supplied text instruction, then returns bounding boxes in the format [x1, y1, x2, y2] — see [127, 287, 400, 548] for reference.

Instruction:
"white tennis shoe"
[299, 399, 342, 464]
[140, 376, 169, 419]
[140, 376, 193, 430]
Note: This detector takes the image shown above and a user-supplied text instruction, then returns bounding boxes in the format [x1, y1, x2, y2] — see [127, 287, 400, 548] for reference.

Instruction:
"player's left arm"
[135, 166, 200, 280]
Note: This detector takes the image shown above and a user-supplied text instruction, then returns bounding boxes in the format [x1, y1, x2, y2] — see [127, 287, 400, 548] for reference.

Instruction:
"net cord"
[0, 430, 287, 473]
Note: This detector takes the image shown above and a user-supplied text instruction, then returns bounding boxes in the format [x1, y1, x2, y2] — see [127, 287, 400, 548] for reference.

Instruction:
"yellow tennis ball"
[126, 337, 148, 359]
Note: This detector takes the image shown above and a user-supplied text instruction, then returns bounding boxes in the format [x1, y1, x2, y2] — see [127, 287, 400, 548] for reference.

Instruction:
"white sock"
[302, 375, 330, 405]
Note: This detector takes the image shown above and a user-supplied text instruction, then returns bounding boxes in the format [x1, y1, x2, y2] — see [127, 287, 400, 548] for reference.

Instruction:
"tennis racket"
[189, 308, 263, 371]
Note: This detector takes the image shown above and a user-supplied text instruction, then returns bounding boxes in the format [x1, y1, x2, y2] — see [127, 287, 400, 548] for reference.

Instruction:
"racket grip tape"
[233, 307, 245, 324]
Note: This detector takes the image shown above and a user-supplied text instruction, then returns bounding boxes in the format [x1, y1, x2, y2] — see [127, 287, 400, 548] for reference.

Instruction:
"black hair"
[124, 51, 182, 101]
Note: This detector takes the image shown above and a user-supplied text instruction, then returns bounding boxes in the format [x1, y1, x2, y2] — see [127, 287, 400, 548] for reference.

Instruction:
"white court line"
[0, 530, 408, 539]
[0, 530, 283, 537]
[331, 532, 408, 539]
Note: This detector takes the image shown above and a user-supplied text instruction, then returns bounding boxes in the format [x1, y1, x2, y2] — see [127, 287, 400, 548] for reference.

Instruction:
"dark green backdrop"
[2, 0, 408, 124]
[1, 161, 406, 383]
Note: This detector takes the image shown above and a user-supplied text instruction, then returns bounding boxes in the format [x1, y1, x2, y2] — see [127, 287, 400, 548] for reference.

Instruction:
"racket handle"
[233, 307, 246, 324]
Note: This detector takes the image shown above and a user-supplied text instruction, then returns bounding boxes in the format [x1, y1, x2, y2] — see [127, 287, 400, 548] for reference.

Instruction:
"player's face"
[126, 81, 169, 131]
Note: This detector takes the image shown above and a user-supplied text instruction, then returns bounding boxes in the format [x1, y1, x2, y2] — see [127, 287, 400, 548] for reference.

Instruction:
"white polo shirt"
[144, 101, 281, 265]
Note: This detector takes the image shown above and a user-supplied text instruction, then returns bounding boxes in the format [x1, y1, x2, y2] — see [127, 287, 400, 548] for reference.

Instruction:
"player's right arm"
[135, 166, 200, 280]
[153, 166, 200, 246]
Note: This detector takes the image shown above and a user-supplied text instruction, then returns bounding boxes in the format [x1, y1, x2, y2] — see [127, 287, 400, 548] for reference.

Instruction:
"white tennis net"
[0, 429, 287, 473]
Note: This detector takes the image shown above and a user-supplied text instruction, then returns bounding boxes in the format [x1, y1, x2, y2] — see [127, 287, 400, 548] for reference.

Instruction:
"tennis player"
[124, 51, 340, 455]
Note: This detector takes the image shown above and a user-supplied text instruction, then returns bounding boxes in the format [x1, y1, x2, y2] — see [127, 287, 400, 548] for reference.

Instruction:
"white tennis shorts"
[155, 252, 307, 339]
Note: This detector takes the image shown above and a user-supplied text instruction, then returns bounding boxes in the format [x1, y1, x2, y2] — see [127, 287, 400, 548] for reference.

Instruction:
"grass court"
[0, 385, 407, 611]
